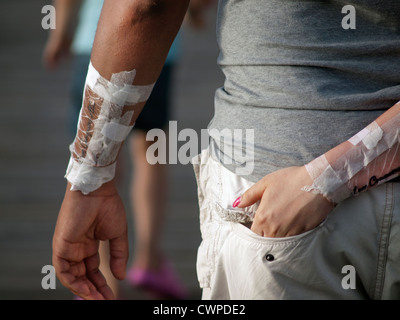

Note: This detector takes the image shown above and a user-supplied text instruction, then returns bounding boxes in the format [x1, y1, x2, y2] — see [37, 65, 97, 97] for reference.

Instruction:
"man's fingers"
[109, 235, 129, 280]
[52, 255, 93, 298]
[66, 253, 114, 300]
[53, 253, 113, 300]
[234, 179, 267, 208]
[84, 253, 115, 300]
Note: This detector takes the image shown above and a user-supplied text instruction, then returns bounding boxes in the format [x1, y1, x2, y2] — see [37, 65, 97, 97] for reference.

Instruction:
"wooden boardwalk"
[0, 0, 222, 300]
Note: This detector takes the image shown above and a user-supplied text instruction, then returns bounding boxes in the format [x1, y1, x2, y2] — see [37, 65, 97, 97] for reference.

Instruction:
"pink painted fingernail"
[232, 197, 241, 208]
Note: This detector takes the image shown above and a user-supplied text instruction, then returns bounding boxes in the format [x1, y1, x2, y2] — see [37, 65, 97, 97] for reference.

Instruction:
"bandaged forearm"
[302, 102, 400, 204]
[65, 62, 155, 194]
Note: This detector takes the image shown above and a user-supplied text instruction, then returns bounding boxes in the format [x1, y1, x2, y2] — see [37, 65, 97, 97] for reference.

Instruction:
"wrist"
[66, 179, 118, 197]
[301, 156, 352, 205]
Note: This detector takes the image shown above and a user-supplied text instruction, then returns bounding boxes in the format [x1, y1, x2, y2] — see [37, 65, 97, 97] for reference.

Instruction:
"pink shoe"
[127, 260, 188, 299]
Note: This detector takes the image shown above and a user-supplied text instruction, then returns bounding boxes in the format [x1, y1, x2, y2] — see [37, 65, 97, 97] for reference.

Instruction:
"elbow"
[130, 0, 168, 17]
[115, 0, 189, 23]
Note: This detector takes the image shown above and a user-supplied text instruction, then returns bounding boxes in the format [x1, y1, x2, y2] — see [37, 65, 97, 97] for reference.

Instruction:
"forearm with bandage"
[65, 63, 155, 194]
[303, 101, 400, 205]
[64, 0, 190, 195]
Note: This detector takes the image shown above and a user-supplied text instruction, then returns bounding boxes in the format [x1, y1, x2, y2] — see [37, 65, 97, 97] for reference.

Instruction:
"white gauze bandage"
[302, 103, 400, 204]
[65, 62, 155, 194]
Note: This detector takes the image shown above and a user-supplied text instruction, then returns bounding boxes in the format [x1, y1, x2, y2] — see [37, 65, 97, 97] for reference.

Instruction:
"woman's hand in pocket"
[234, 166, 334, 238]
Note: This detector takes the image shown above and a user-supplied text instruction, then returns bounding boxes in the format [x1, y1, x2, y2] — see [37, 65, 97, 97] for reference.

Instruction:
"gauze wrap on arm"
[65, 62, 155, 194]
[302, 102, 400, 204]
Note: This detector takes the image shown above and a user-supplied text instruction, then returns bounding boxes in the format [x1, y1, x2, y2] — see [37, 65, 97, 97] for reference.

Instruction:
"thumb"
[109, 234, 129, 280]
[233, 179, 267, 208]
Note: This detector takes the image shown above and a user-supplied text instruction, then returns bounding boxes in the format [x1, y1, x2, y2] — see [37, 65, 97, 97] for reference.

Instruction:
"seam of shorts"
[230, 218, 328, 247]
[372, 183, 394, 300]
[208, 164, 224, 290]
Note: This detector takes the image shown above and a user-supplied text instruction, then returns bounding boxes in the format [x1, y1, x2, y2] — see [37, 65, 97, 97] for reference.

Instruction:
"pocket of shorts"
[233, 217, 328, 245]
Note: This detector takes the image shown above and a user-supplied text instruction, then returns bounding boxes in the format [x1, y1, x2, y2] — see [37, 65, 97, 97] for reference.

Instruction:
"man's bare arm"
[92, 0, 188, 83]
[53, 0, 190, 300]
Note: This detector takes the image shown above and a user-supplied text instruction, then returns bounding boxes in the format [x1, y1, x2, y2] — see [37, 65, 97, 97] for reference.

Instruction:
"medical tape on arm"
[302, 105, 400, 204]
[65, 62, 155, 194]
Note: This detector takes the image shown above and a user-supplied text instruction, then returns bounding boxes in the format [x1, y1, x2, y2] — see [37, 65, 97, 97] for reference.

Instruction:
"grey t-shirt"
[209, 0, 400, 182]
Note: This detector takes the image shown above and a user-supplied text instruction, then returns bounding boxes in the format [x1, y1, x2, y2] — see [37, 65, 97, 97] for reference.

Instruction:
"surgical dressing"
[303, 102, 400, 204]
[65, 62, 155, 194]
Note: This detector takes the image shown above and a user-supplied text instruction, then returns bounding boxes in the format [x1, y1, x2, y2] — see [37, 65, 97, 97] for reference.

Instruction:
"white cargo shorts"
[192, 148, 400, 299]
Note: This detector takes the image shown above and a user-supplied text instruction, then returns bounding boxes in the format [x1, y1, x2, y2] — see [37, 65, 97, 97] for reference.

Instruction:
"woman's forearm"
[303, 101, 400, 204]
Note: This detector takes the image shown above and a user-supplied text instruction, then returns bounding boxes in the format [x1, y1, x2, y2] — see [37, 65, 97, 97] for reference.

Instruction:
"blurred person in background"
[43, 0, 212, 299]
